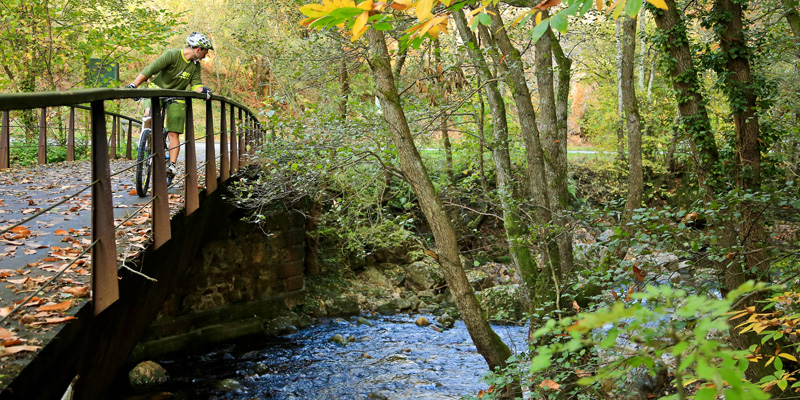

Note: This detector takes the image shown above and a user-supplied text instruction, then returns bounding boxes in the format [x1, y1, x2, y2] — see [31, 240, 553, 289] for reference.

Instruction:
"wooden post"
[219, 101, 229, 181]
[205, 100, 217, 193]
[0, 111, 9, 169]
[67, 107, 75, 162]
[126, 119, 133, 160]
[38, 108, 46, 165]
[230, 103, 238, 173]
[150, 98, 171, 249]
[109, 115, 117, 159]
[238, 108, 246, 166]
[90, 100, 119, 315]
[184, 99, 199, 215]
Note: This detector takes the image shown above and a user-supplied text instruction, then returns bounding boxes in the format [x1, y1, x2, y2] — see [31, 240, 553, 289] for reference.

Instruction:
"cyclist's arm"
[190, 67, 203, 92]
[130, 74, 148, 88]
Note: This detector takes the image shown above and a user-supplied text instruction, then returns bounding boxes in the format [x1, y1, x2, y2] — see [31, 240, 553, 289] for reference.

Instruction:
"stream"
[110, 315, 529, 400]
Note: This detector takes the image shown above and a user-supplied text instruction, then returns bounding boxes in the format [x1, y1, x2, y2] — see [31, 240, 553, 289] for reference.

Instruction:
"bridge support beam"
[90, 100, 119, 315]
[1, 111, 8, 169]
[184, 99, 199, 215]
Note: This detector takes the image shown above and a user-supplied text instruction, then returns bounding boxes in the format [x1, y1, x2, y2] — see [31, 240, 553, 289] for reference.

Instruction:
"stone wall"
[131, 205, 307, 360]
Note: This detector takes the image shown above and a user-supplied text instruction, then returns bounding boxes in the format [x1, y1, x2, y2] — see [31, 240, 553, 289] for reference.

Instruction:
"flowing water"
[111, 315, 529, 400]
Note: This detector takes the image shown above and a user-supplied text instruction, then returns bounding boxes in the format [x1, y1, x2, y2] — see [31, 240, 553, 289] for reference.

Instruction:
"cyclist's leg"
[165, 101, 186, 163]
[142, 98, 152, 130]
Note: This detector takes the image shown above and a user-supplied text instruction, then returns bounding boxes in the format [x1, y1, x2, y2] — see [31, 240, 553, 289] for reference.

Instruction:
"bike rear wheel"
[135, 128, 153, 197]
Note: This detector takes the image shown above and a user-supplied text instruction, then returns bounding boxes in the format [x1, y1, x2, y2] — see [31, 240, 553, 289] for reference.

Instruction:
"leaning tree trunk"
[621, 15, 644, 213]
[365, 27, 513, 372]
[535, 17, 575, 276]
[453, 8, 543, 316]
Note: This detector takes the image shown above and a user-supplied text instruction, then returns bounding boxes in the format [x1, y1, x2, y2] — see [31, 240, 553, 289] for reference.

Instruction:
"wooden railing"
[0, 88, 266, 316]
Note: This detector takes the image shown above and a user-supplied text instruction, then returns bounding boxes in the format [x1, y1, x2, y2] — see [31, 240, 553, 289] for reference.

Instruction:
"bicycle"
[135, 97, 178, 197]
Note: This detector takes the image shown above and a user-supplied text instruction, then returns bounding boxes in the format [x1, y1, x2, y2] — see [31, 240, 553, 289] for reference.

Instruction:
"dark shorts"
[143, 99, 187, 134]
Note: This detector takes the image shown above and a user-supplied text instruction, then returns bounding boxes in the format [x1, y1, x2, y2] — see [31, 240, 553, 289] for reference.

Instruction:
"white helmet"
[187, 32, 214, 50]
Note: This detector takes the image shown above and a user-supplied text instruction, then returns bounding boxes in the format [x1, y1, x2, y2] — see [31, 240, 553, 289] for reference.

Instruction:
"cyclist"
[126, 32, 214, 180]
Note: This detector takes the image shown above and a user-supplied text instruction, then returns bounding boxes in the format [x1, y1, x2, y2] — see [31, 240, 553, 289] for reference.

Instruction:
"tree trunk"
[615, 19, 626, 166]
[711, 0, 773, 383]
[365, 27, 513, 372]
[781, 0, 800, 44]
[650, 0, 721, 198]
[621, 16, 644, 212]
[339, 50, 349, 120]
[434, 39, 454, 183]
[482, 4, 562, 284]
[454, 8, 544, 316]
[536, 19, 575, 276]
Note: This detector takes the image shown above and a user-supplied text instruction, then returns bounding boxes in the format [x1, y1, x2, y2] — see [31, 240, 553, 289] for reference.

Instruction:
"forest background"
[2, 0, 800, 398]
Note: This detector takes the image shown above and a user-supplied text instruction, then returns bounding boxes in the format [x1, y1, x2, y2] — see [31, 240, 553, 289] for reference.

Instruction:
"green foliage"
[0, 0, 180, 92]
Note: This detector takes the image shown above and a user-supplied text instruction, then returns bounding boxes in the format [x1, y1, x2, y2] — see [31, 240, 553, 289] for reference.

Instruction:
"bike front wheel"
[135, 128, 153, 197]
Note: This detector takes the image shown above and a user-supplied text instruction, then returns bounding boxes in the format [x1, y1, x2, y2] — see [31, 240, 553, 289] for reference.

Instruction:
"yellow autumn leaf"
[416, 0, 434, 20]
[323, 0, 337, 8]
[779, 353, 798, 362]
[535, 10, 542, 25]
[300, 3, 332, 17]
[510, 9, 535, 27]
[415, 15, 447, 38]
[646, 0, 668, 10]
[468, 3, 489, 17]
[351, 11, 369, 41]
[357, 0, 374, 10]
[606, 0, 623, 15]
[595, 0, 603, 11]
[428, 24, 441, 39]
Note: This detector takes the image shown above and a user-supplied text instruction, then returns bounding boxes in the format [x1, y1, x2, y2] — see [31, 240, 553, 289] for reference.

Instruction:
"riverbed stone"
[329, 334, 347, 346]
[437, 313, 455, 329]
[368, 391, 389, 400]
[128, 361, 169, 387]
[361, 267, 394, 289]
[376, 301, 397, 315]
[215, 378, 243, 391]
[415, 316, 429, 326]
[357, 317, 373, 326]
[333, 296, 360, 316]
[404, 261, 442, 292]
[393, 297, 412, 310]
[476, 284, 522, 321]
[466, 270, 494, 291]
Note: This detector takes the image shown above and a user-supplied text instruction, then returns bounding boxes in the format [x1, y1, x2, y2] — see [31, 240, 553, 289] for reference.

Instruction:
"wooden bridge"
[0, 89, 299, 400]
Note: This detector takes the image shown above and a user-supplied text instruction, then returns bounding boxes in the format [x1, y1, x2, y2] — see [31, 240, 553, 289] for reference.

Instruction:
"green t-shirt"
[141, 49, 203, 91]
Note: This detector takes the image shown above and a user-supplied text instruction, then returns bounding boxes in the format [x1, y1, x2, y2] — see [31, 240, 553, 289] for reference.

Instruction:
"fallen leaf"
[539, 379, 561, 391]
[0, 306, 12, 317]
[62, 286, 90, 298]
[7, 277, 30, 285]
[37, 300, 72, 312]
[54, 229, 68, 236]
[0, 327, 13, 340]
[624, 285, 636, 302]
[1, 339, 22, 347]
[30, 316, 76, 325]
[0, 345, 40, 357]
[23, 249, 36, 255]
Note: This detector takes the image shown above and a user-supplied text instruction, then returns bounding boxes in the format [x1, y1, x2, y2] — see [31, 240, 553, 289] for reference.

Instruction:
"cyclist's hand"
[125, 83, 141, 101]
[200, 86, 212, 101]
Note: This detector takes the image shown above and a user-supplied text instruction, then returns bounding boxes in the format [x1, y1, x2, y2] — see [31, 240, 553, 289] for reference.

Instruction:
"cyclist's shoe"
[166, 162, 177, 185]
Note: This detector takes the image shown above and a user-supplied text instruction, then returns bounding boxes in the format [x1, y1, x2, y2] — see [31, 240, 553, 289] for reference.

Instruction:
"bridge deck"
[0, 153, 213, 390]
